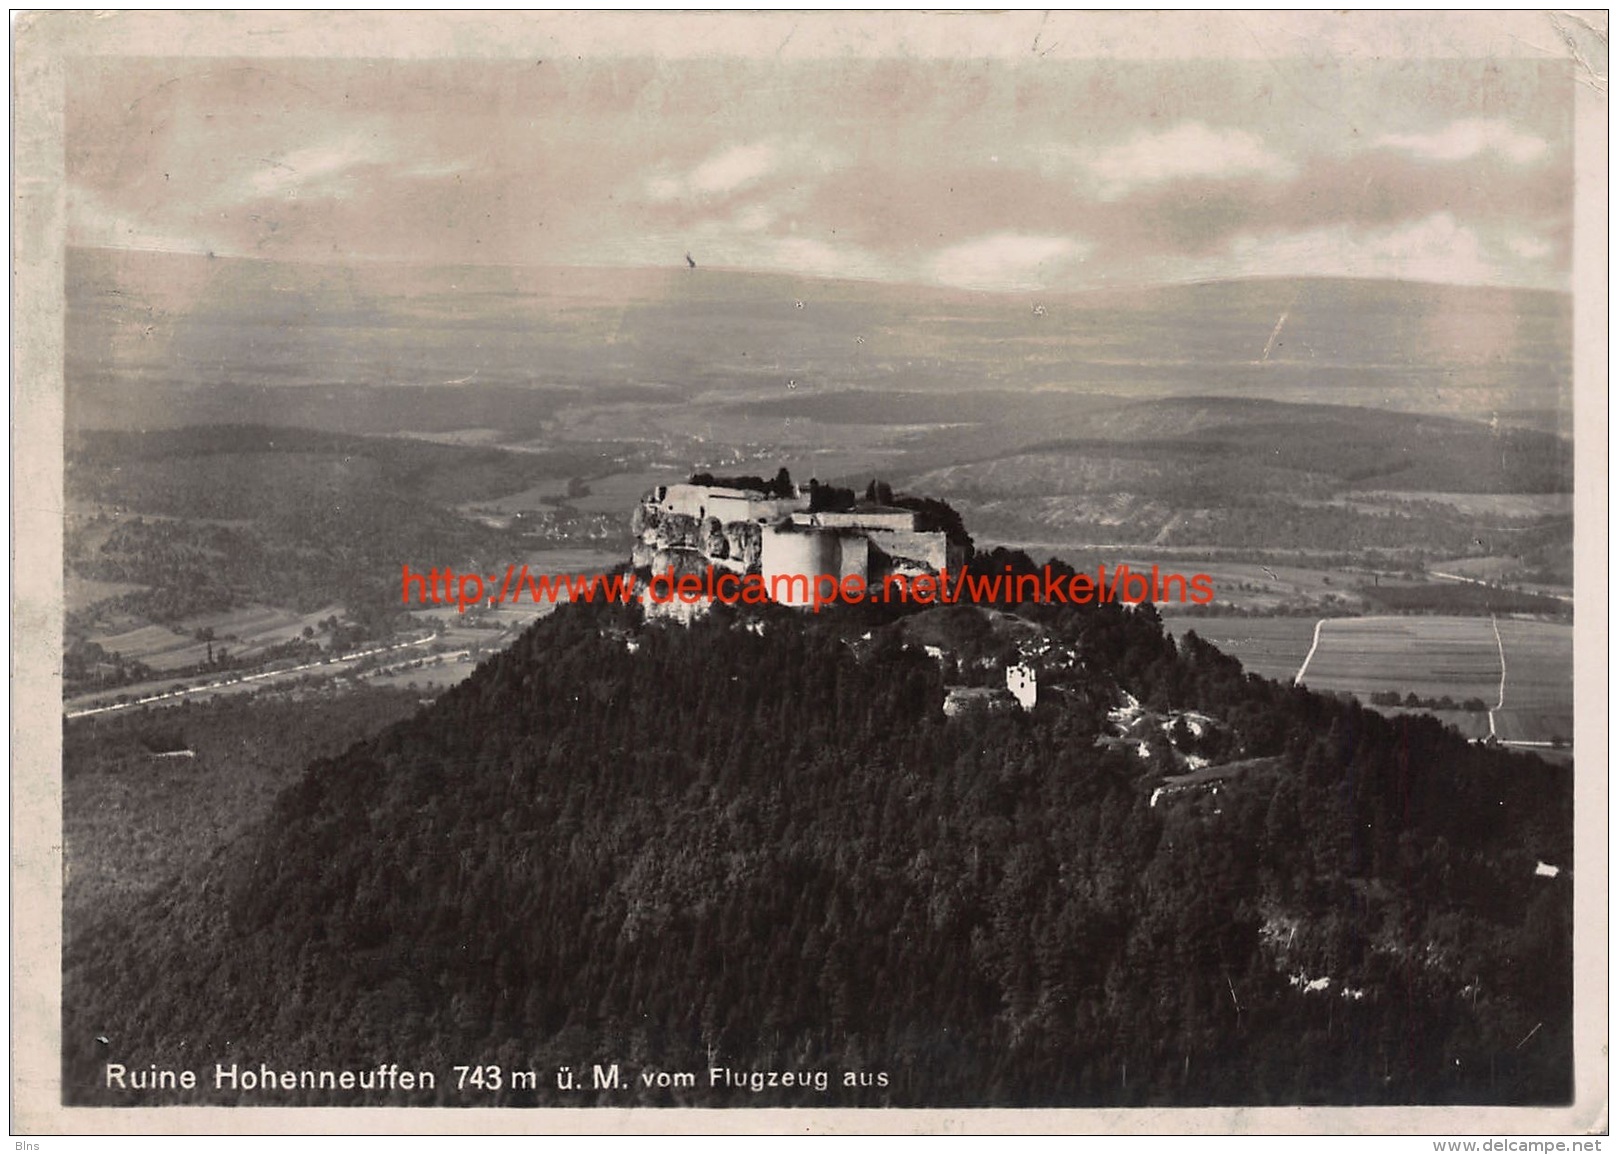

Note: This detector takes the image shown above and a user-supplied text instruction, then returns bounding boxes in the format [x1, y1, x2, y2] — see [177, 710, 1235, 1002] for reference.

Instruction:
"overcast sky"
[66, 47, 1575, 292]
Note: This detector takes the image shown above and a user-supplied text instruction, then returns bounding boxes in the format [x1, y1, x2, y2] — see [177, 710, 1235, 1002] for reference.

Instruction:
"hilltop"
[63, 553, 1572, 1108]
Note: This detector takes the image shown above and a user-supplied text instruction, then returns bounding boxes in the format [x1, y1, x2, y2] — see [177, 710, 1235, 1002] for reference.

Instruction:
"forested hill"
[64, 569, 1572, 1108]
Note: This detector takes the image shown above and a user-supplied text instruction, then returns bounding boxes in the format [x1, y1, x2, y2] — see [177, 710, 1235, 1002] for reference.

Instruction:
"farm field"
[88, 605, 344, 671]
[521, 547, 627, 576]
[184, 604, 345, 648]
[1299, 616, 1504, 704]
[1492, 709, 1571, 744]
[1164, 617, 1320, 683]
[410, 600, 563, 633]
[362, 658, 476, 692]
[1175, 614, 1573, 751]
[1494, 618, 1576, 709]
[1493, 617, 1574, 743]
[1025, 549, 1375, 613]
[1344, 492, 1573, 519]
[1424, 556, 1574, 603]
[1384, 705, 1493, 742]
[1296, 615, 1572, 747]
[1427, 555, 1535, 581]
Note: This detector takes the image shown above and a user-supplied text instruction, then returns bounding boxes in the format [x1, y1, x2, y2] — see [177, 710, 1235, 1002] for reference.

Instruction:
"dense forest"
[63, 687, 430, 948]
[62, 554, 1573, 1108]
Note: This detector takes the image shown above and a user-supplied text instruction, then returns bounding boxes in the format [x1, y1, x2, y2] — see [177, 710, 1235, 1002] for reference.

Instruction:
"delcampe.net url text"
[402, 563, 1216, 614]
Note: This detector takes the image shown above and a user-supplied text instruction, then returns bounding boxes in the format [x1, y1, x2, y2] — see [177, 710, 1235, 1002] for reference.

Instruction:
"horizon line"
[66, 243, 1572, 298]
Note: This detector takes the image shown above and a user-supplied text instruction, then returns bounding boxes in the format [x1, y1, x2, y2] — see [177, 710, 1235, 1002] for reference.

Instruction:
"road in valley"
[64, 635, 440, 719]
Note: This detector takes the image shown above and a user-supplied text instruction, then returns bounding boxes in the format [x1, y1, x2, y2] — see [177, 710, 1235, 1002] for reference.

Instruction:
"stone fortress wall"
[631, 477, 964, 607]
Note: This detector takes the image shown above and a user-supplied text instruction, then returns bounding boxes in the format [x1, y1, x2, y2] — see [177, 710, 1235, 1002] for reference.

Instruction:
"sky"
[65, 40, 1577, 293]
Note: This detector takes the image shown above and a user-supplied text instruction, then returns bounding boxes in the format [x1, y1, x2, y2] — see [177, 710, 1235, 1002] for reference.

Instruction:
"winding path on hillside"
[1488, 613, 1506, 741]
[1293, 618, 1326, 686]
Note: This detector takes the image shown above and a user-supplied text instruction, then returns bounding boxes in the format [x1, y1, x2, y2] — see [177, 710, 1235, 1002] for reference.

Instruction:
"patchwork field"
[1301, 615, 1571, 747]
[1493, 617, 1575, 744]
[1165, 617, 1320, 683]
[1427, 555, 1538, 581]
[1355, 492, 1574, 518]
[1172, 613, 1573, 751]
[85, 623, 213, 672]
[362, 657, 480, 692]
[1299, 616, 1504, 703]
[1025, 550, 1375, 614]
[88, 605, 345, 671]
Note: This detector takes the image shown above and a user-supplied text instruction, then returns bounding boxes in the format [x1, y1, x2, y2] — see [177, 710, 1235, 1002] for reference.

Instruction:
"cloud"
[1082, 122, 1296, 200]
[689, 142, 781, 197]
[244, 134, 469, 201]
[579, 221, 891, 284]
[246, 137, 385, 198]
[757, 235, 894, 282]
[67, 185, 216, 254]
[927, 233, 1088, 291]
[734, 204, 777, 233]
[1505, 232, 1553, 262]
[1374, 118, 1548, 165]
[645, 140, 792, 203]
[1202, 212, 1550, 287]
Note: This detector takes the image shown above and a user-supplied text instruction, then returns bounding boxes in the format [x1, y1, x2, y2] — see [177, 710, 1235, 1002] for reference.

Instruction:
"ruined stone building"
[632, 478, 968, 608]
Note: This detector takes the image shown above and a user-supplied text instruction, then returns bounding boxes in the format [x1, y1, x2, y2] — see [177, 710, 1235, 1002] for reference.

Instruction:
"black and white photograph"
[12, 9, 1607, 1136]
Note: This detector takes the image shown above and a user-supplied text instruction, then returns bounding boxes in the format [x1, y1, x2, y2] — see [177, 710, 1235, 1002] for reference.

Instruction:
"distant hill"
[812, 394, 1571, 559]
[67, 247, 1570, 433]
[65, 424, 598, 623]
[895, 396, 1572, 495]
[741, 392, 1571, 488]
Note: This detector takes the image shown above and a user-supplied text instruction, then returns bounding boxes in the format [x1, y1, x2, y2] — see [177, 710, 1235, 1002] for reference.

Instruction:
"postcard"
[13, 10, 1608, 1138]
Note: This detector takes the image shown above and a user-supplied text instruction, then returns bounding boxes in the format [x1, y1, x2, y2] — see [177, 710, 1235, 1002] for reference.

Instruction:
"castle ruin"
[631, 475, 969, 608]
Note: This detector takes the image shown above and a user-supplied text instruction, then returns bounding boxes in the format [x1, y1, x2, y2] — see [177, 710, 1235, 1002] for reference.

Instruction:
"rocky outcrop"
[632, 500, 760, 573]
